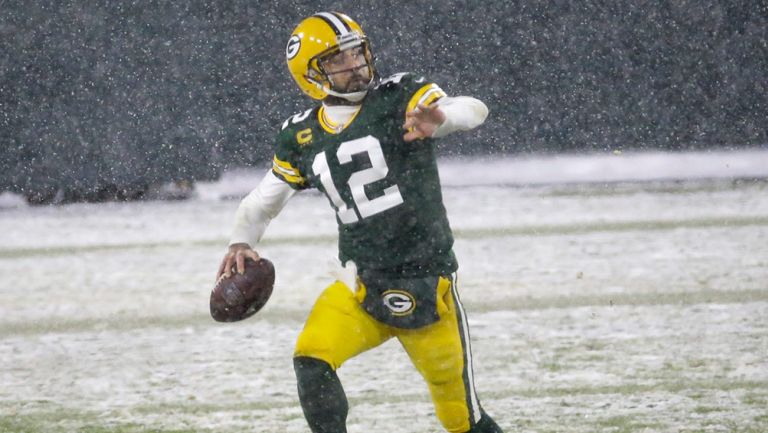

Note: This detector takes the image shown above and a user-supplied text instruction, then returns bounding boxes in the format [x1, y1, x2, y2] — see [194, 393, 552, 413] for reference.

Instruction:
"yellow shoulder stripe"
[318, 106, 339, 134]
[272, 156, 305, 184]
[318, 105, 362, 134]
[406, 83, 447, 113]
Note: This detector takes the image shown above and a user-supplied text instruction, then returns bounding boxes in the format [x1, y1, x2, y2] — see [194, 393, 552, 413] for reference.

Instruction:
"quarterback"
[218, 11, 503, 433]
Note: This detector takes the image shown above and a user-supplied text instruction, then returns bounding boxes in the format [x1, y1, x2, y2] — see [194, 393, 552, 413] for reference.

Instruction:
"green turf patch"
[4, 214, 768, 260]
[2, 289, 766, 337]
[468, 288, 768, 313]
[4, 378, 766, 433]
[693, 405, 724, 414]
[596, 415, 662, 433]
[482, 379, 768, 400]
[453, 215, 768, 240]
[0, 413, 203, 433]
[742, 392, 767, 406]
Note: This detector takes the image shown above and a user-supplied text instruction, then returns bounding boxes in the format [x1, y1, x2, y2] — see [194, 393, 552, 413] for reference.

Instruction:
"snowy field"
[1, 149, 768, 433]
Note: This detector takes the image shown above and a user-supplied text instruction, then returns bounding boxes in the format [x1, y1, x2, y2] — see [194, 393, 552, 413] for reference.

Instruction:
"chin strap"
[305, 74, 370, 103]
[318, 67, 375, 103]
[322, 78, 373, 102]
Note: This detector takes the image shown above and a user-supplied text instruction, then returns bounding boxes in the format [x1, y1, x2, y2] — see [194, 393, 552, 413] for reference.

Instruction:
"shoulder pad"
[375, 72, 415, 90]
[280, 108, 314, 131]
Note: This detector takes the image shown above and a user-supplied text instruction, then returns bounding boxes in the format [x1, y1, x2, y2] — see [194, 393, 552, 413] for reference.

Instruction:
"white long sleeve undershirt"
[229, 170, 295, 247]
[228, 95, 488, 248]
[431, 96, 489, 138]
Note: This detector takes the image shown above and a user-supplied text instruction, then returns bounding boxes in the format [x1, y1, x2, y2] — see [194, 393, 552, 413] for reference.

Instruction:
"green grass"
[2, 288, 766, 337]
[693, 405, 724, 414]
[596, 415, 662, 433]
[486, 379, 768, 400]
[468, 288, 768, 314]
[4, 378, 766, 433]
[79, 426, 198, 433]
[0, 413, 202, 433]
[741, 391, 767, 406]
[4, 214, 768, 260]
[540, 360, 563, 372]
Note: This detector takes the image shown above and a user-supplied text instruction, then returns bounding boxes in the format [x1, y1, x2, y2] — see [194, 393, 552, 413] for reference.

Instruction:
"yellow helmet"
[286, 12, 376, 101]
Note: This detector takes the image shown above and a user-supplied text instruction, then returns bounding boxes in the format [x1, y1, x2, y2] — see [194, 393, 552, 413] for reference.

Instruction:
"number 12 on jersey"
[312, 135, 404, 224]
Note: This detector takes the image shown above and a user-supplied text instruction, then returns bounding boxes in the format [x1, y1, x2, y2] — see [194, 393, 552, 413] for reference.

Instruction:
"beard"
[337, 65, 371, 93]
[324, 64, 374, 105]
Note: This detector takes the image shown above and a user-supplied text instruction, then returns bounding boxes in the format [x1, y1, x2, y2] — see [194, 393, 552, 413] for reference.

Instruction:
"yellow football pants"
[294, 274, 482, 433]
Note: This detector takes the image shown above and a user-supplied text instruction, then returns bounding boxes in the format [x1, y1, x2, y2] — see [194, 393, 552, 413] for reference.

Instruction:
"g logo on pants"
[382, 290, 415, 316]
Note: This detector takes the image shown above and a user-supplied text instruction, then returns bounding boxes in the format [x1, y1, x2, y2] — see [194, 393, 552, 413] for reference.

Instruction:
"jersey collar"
[318, 104, 362, 134]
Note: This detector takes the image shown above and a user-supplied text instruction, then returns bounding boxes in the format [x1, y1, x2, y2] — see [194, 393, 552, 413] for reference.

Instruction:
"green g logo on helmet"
[286, 35, 301, 60]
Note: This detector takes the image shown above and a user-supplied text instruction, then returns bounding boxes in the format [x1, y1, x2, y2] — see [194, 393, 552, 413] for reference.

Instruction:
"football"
[210, 257, 275, 322]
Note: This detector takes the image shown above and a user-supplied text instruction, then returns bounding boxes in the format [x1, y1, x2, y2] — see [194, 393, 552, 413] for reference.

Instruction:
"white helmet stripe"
[314, 12, 350, 35]
[329, 12, 353, 32]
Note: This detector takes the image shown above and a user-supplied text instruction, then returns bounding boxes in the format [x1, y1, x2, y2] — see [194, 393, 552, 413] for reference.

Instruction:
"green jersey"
[271, 73, 457, 277]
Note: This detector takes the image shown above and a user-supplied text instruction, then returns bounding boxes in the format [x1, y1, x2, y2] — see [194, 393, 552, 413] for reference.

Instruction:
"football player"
[217, 11, 503, 433]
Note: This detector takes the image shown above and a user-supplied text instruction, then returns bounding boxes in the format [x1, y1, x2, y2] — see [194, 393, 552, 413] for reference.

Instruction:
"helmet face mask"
[286, 12, 376, 102]
[315, 42, 374, 95]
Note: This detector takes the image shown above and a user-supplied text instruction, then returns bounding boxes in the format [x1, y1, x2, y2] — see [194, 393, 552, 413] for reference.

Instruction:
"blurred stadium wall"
[1, 1, 766, 203]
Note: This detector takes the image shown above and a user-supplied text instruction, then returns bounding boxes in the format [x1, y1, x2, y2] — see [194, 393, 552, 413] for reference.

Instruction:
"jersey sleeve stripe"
[272, 156, 300, 175]
[272, 168, 305, 185]
[406, 83, 447, 113]
[272, 156, 305, 185]
[273, 163, 297, 177]
[418, 87, 446, 107]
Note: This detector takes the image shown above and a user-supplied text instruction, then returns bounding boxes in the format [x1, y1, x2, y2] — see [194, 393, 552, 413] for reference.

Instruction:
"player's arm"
[402, 86, 488, 142]
[431, 96, 489, 137]
[217, 170, 296, 278]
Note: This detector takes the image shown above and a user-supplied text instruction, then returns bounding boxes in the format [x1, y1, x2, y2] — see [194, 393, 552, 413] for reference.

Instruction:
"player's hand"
[403, 103, 446, 142]
[217, 243, 261, 279]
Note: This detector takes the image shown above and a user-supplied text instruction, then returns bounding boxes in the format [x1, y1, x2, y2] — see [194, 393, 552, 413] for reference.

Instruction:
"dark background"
[1, 1, 766, 203]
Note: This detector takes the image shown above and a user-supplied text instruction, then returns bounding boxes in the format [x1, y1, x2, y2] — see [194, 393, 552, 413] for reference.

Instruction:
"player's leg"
[294, 280, 391, 433]
[396, 274, 503, 433]
[293, 356, 348, 433]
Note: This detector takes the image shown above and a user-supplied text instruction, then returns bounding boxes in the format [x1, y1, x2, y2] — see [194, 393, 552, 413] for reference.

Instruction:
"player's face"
[321, 46, 371, 93]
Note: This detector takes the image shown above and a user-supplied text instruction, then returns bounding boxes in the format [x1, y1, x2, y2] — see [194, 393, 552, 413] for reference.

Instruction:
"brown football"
[210, 257, 275, 322]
